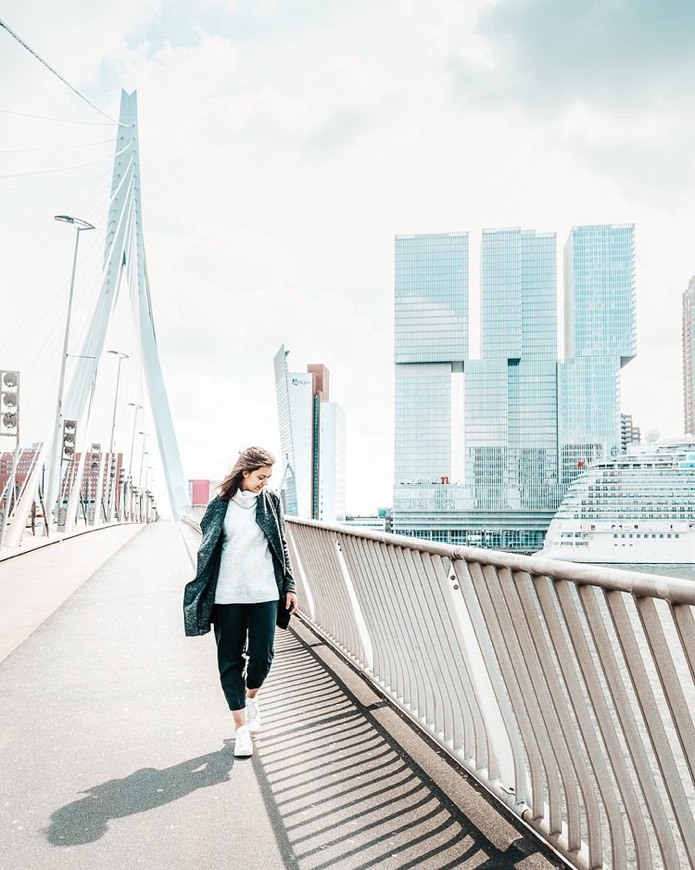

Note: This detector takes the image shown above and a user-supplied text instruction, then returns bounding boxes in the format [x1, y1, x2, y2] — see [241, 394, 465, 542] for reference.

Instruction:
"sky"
[1, 0, 693, 515]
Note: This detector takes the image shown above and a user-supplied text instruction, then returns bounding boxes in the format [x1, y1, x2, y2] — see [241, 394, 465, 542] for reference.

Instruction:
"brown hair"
[218, 446, 276, 500]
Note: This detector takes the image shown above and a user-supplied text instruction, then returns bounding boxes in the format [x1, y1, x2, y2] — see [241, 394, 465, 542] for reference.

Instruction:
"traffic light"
[0, 370, 19, 436]
[62, 419, 77, 460]
[90, 443, 101, 471]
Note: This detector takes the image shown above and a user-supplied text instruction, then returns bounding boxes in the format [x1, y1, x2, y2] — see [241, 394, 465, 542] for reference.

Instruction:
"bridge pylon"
[62, 89, 188, 520]
[4, 90, 187, 546]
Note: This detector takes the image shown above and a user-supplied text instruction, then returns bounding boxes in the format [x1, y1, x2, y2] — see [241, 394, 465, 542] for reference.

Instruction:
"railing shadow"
[251, 627, 551, 869]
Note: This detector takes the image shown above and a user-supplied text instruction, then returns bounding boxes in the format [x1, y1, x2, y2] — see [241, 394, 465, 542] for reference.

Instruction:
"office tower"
[558, 224, 636, 482]
[188, 479, 214, 506]
[466, 229, 558, 520]
[393, 229, 558, 550]
[393, 224, 637, 552]
[274, 346, 346, 521]
[394, 232, 468, 496]
[317, 400, 346, 522]
[683, 276, 695, 434]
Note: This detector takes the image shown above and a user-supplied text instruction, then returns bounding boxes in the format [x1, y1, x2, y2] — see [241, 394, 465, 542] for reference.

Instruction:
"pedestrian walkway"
[0, 523, 143, 662]
[0, 522, 562, 869]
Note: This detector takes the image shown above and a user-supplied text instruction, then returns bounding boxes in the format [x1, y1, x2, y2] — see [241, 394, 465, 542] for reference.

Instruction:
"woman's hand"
[285, 592, 298, 614]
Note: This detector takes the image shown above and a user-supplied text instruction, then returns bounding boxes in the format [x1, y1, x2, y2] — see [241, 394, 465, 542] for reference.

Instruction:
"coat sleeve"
[182, 498, 224, 636]
[272, 492, 296, 594]
[193, 501, 217, 572]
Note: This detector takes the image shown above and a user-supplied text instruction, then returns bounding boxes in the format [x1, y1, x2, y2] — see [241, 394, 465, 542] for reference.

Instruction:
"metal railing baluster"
[183, 508, 695, 869]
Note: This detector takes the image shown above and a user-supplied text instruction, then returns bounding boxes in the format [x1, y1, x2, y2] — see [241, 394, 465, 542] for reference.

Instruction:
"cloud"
[451, 0, 695, 114]
[445, 0, 695, 203]
[306, 108, 374, 154]
[3, 0, 694, 515]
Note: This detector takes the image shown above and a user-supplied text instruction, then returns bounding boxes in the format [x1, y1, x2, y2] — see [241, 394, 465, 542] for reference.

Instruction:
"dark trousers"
[212, 602, 278, 711]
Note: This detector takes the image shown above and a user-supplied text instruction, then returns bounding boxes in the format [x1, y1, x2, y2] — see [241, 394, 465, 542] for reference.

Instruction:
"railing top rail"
[286, 516, 695, 605]
[180, 514, 201, 533]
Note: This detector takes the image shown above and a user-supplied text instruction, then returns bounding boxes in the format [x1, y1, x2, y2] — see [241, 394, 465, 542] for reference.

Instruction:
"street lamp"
[138, 441, 148, 491]
[107, 350, 128, 521]
[142, 466, 152, 522]
[137, 432, 148, 522]
[108, 351, 129, 455]
[124, 403, 142, 521]
[127, 403, 143, 475]
[46, 215, 95, 529]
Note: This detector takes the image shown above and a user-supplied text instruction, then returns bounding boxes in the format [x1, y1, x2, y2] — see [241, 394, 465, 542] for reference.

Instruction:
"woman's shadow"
[45, 741, 236, 846]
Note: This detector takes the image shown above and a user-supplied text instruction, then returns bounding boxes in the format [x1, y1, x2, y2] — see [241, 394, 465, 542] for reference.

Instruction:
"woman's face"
[241, 465, 273, 493]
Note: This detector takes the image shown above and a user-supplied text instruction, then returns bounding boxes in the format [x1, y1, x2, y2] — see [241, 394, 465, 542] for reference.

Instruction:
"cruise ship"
[541, 440, 695, 564]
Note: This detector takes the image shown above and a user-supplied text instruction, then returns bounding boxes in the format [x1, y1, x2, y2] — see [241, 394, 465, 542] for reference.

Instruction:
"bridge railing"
[284, 517, 695, 870]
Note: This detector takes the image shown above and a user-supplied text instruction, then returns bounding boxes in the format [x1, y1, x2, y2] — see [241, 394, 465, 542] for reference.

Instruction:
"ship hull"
[541, 440, 695, 565]
[541, 535, 695, 564]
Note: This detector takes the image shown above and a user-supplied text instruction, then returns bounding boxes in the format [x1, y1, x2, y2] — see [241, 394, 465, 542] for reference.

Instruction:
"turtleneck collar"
[232, 488, 258, 509]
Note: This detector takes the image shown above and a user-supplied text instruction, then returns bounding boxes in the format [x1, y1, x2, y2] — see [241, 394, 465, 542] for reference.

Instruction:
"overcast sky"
[1, 0, 693, 515]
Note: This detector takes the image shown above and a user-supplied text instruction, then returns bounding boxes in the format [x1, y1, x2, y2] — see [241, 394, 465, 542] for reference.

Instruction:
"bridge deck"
[0, 524, 561, 869]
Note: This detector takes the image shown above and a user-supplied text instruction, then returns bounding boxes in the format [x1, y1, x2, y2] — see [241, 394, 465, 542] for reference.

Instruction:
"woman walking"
[184, 446, 297, 757]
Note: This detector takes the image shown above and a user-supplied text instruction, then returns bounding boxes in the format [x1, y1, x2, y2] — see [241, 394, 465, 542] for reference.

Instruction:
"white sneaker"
[233, 725, 253, 757]
[246, 697, 261, 734]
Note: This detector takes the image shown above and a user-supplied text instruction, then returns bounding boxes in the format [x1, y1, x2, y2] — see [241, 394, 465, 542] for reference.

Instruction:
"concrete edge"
[0, 522, 145, 562]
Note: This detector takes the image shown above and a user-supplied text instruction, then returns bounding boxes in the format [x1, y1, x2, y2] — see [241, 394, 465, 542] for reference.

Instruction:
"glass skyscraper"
[394, 233, 468, 491]
[274, 346, 346, 521]
[466, 229, 558, 518]
[393, 224, 636, 552]
[558, 224, 636, 483]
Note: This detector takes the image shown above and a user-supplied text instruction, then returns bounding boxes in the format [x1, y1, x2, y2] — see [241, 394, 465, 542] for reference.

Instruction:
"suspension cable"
[0, 17, 131, 127]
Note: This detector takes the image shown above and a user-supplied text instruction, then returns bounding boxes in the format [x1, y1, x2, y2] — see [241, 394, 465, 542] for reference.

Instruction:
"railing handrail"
[181, 507, 695, 868]
[286, 516, 695, 604]
[281, 514, 695, 869]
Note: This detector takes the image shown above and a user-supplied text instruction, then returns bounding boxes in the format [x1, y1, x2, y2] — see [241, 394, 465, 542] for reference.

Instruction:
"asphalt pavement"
[0, 522, 563, 870]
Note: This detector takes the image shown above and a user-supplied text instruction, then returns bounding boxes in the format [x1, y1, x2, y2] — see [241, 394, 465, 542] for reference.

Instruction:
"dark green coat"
[183, 489, 296, 636]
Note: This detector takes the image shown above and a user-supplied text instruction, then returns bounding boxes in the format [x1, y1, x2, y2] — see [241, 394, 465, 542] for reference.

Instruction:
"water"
[599, 562, 695, 581]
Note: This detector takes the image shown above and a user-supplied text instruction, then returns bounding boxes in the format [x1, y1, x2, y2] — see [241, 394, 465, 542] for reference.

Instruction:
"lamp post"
[142, 466, 152, 522]
[125, 403, 142, 521]
[107, 350, 128, 521]
[127, 404, 142, 472]
[138, 435, 148, 490]
[46, 215, 95, 530]
[137, 433, 148, 521]
[108, 351, 129, 456]
[148, 475, 157, 523]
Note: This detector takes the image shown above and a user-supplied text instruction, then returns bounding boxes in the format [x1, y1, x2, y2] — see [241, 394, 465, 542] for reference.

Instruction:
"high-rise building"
[683, 276, 695, 435]
[394, 232, 469, 492]
[558, 224, 636, 483]
[273, 346, 346, 521]
[188, 479, 214, 506]
[466, 229, 559, 516]
[393, 224, 636, 552]
[393, 229, 559, 550]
